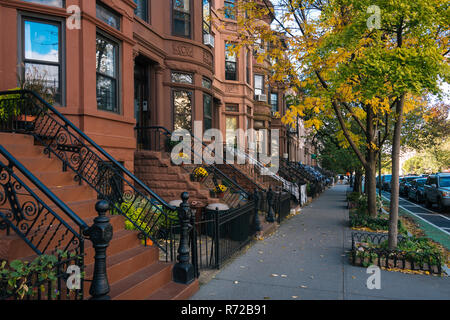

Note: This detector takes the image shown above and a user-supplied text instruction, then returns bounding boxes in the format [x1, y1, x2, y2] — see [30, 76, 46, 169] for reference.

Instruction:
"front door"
[134, 61, 150, 147]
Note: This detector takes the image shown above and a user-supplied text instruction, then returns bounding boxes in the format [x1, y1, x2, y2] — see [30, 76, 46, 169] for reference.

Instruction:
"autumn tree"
[231, 0, 449, 248]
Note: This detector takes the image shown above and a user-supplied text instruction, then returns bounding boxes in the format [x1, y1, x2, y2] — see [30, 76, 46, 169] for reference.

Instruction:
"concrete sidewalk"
[190, 184, 450, 300]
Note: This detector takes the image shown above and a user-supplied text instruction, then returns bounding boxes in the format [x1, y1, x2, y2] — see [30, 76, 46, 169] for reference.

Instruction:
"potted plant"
[191, 167, 208, 182]
[211, 184, 228, 198]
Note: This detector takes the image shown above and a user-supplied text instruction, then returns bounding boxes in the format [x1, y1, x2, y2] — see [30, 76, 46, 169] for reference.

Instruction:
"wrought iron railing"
[0, 90, 177, 254]
[0, 145, 86, 300]
[275, 191, 291, 224]
[136, 126, 261, 208]
[350, 232, 442, 274]
[225, 146, 299, 201]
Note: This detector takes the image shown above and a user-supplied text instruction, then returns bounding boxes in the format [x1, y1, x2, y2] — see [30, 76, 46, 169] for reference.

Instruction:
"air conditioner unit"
[255, 94, 267, 102]
[203, 33, 215, 48]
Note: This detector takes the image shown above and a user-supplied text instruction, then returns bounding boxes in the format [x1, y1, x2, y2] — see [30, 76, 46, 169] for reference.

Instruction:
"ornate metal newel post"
[84, 200, 113, 300]
[253, 189, 262, 232]
[173, 192, 195, 284]
[266, 187, 275, 223]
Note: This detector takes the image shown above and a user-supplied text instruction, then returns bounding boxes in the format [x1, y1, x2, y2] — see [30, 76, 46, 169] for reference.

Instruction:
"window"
[96, 2, 121, 30]
[224, 0, 236, 20]
[226, 116, 238, 146]
[96, 33, 119, 113]
[203, 93, 212, 131]
[173, 0, 191, 38]
[270, 93, 278, 112]
[246, 48, 251, 84]
[225, 104, 239, 112]
[21, 17, 63, 104]
[134, 0, 148, 22]
[173, 89, 193, 131]
[225, 43, 237, 81]
[171, 71, 193, 84]
[254, 74, 264, 96]
[202, 77, 212, 89]
[22, 0, 64, 7]
[203, 0, 211, 35]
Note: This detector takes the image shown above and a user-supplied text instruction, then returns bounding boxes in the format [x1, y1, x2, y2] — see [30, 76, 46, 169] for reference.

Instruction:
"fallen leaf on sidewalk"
[292, 296, 298, 299]
[351, 276, 356, 279]
[281, 274, 288, 278]
[299, 285, 308, 288]
[271, 274, 279, 277]
[264, 297, 271, 300]
[234, 281, 239, 284]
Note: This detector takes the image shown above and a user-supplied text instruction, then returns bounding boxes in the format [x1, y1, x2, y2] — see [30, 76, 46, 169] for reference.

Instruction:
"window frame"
[134, 0, 150, 23]
[224, 0, 236, 20]
[96, 30, 121, 114]
[172, 0, 192, 38]
[270, 92, 278, 112]
[203, 92, 213, 132]
[18, 12, 66, 105]
[225, 43, 238, 81]
[22, 0, 65, 8]
[254, 74, 265, 96]
[202, 0, 211, 35]
[96, 1, 121, 31]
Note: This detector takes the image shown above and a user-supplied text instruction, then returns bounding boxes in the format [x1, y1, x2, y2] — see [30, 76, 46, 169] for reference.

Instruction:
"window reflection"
[173, 90, 192, 131]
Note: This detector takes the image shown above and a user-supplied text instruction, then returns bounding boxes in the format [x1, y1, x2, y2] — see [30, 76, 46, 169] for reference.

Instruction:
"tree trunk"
[388, 95, 405, 249]
[354, 170, 363, 194]
[365, 160, 378, 218]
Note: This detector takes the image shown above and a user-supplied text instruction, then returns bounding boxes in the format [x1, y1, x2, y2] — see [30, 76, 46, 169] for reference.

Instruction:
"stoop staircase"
[0, 91, 198, 300]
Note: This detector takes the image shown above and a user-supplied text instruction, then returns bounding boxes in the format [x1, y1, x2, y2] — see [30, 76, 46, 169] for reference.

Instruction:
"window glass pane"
[271, 93, 278, 112]
[96, 75, 117, 112]
[96, 3, 121, 30]
[24, 20, 59, 62]
[203, 93, 212, 131]
[225, 104, 239, 112]
[96, 34, 118, 113]
[171, 72, 193, 84]
[254, 75, 264, 95]
[173, 11, 190, 37]
[22, 0, 64, 7]
[24, 63, 60, 98]
[173, 90, 192, 131]
[224, 0, 236, 19]
[202, 77, 212, 89]
[225, 44, 236, 62]
[226, 116, 238, 146]
[174, 0, 190, 13]
[96, 36, 117, 77]
[203, 0, 211, 33]
[134, 0, 148, 21]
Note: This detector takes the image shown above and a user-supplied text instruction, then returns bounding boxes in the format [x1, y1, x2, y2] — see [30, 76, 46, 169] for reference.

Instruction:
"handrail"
[0, 90, 177, 253]
[226, 146, 299, 199]
[0, 145, 85, 256]
[0, 145, 88, 232]
[136, 125, 264, 193]
[0, 90, 175, 212]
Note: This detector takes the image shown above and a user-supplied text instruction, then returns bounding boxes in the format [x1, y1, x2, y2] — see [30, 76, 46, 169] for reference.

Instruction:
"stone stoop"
[135, 150, 219, 205]
[0, 133, 198, 300]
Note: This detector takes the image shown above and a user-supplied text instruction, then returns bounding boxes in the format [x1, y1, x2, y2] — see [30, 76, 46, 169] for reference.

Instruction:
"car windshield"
[439, 177, 450, 188]
[384, 175, 392, 181]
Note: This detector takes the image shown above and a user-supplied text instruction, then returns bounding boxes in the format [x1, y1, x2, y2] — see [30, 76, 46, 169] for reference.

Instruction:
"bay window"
[225, 43, 237, 81]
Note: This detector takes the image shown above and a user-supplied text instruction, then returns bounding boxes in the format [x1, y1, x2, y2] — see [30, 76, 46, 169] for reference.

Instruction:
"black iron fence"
[351, 232, 442, 274]
[164, 200, 257, 271]
[275, 192, 291, 224]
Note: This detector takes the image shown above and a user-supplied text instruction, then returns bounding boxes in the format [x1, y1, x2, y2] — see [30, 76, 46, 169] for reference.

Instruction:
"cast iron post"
[84, 200, 113, 300]
[266, 187, 275, 223]
[173, 192, 195, 284]
[253, 189, 262, 232]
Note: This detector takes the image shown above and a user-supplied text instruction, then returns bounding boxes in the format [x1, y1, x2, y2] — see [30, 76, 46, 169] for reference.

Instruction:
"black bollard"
[173, 192, 195, 284]
[84, 200, 113, 300]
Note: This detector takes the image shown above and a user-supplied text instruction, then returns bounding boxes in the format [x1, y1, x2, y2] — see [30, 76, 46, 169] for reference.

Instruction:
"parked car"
[382, 175, 392, 191]
[424, 173, 450, 211]
[407, 178, 427, 203]
[400, 175, 422, 196]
